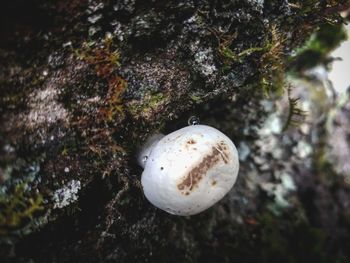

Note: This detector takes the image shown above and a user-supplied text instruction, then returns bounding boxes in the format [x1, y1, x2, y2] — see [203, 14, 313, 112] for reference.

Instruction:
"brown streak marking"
[187, 139, 196, 144]
[177, 144, 230, 194]
[216, 144, 229, 163]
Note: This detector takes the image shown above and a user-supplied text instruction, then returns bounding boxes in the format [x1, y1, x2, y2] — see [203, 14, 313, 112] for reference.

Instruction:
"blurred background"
[1, 1, 350, 262]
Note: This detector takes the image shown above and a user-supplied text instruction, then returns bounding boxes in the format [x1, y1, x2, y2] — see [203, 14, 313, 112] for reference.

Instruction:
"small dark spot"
[187, 139, 196, 144]
[212, 180, 217, 186]
[160, 167, 164, 170]
[185, 192, 190, 196]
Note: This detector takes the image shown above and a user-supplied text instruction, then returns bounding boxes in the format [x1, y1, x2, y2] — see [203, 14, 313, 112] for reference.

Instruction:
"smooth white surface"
[137, 133, 165, 168]
[141, 125, 239, 216]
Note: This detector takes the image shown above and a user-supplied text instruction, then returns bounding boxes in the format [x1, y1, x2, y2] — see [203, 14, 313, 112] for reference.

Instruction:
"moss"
[127, 91, 166, 117]
[74, 37, 127, 123]
[259, 25, 286, 97]
[74, 38, 120, 76]
[289, 0, 345, 15]
[282, 86, 308, 132]
[214, 25, 286, 97]
[220, 45, 270, 64]
[61, 146, 69, 156]
[100, 76, 128, 122]
[290, 23, 347, 71]
[289, 0, 321, 14]
[145, 92, 164, 108]
[189, 94, 203, 104]
[215, 30, 269, 66]
[0, 182, 44, 235]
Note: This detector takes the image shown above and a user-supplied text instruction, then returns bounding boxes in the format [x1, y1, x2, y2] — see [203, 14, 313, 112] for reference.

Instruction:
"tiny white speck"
[64, 167, 70, 173]
[62, 41, 72, 48]
[88, 14, 102, 24]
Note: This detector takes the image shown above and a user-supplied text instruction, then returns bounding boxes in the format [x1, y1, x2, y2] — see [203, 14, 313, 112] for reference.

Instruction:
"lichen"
[26, 86, 69, 129]
[194, 48, 217, 77]
[0, 183, 44, 235]
[260, 172, 297, 216]
[52, 180, 81, 209]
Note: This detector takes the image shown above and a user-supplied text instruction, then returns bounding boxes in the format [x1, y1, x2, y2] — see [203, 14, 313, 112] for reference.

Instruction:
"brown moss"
[99, 76, 127, 122]
[76, 37, 120, 78]
[259, 25, 286, 97]
[75, 37, 127, 123]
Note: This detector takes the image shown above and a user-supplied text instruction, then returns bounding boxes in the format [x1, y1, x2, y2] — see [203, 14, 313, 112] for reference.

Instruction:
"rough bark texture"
[1, 0, 349, 262]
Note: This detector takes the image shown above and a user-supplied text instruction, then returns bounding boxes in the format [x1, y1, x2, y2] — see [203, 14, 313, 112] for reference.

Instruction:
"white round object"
[140, 125, 239, 216]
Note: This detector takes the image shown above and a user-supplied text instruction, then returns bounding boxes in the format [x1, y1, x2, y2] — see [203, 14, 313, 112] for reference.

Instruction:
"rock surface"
[0, 0, 349, 262]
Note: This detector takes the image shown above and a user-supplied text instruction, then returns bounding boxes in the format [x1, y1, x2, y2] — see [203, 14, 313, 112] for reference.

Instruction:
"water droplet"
[142, 156, 148, 164]
[188, 116, 200, 126]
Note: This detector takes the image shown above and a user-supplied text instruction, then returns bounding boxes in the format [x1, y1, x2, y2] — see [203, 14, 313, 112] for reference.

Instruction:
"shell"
[141, 125, 239, 216]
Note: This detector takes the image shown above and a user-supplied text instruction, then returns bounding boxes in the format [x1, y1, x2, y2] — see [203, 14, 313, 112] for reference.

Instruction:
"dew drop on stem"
[188, 116, 200, 126]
